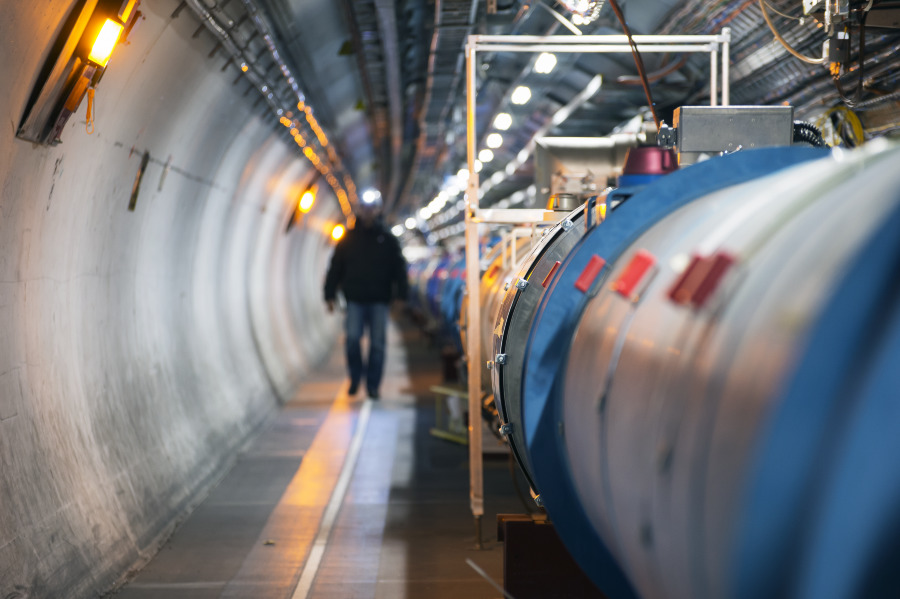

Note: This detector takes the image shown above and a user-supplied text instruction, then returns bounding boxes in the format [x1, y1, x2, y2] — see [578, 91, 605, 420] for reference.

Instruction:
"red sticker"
[612, 249, 657, 299]
[667, 254, 711, 305]
[691, 252, 736, 308]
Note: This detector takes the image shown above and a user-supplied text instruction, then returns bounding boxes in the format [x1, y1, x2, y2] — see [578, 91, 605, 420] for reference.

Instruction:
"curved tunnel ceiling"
[256, 0, 378, 191]
[154, 0, 899, 225]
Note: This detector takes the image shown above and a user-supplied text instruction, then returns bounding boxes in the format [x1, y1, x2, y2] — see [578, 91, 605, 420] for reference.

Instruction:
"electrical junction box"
[671, 105, 795, 157]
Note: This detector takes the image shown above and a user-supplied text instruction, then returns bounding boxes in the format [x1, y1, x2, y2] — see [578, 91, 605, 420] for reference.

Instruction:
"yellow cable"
[819, 105, 865, 146]
[759, 0, 825, 65]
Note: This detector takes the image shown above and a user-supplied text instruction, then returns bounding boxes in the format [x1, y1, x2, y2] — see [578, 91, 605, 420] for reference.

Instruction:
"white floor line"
[290, 398, 374, 599]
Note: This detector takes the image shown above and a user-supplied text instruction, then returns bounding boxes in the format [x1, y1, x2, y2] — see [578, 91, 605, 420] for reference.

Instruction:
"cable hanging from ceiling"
[606, 0, 661, 129]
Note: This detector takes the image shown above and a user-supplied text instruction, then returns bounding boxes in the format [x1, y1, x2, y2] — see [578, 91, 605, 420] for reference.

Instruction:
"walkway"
[116, 316, 523, 598]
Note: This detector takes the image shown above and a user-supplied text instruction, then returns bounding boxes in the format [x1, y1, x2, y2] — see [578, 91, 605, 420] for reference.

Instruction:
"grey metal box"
[673, 106, 794, 154]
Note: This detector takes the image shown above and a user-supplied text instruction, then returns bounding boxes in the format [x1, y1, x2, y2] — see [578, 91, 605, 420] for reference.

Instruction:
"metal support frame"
[501, 226, 540, 269]
[463, 30, 731, 535]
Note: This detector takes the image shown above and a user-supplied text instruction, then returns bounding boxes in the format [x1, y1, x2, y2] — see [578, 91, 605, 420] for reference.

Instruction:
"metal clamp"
[495, 353, 507, 365]
[515, 278, 528, 291]
[562, 219, 574, 231]
[657, 122, 677, 149]
[499, 423, 513, 436]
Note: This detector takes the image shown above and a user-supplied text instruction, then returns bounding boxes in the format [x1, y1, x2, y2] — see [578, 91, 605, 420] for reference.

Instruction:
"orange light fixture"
[299, 190, 315, 213]
[88, 19, 124, 68]
[331, 224, 345, 241]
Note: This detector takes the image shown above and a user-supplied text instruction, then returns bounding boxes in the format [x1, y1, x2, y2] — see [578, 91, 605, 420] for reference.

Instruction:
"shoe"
[367, 389, 379, 400]
[348, 381, 359, 395]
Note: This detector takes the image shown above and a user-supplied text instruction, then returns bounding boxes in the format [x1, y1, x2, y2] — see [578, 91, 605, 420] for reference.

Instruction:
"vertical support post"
[710, 46, 718, 106]
[464, 38, 485, 544]
[721, 28, 731, 106]
[512, 230, 518, 267]
[502, 230, 509, 269]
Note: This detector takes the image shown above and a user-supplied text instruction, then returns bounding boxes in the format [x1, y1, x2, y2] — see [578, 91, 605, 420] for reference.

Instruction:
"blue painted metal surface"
[735, 182, 900, 599]
[521, 147, 828, 598]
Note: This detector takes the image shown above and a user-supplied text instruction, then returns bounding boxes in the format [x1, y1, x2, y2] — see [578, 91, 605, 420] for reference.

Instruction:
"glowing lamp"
[299, 190, 315, 213]
[535, 52, 557, 74]
[88, 19, 124, 68]
[511, 86, 532, 105]
[331, 224, 345, 241]
[493, 113, 512, 130]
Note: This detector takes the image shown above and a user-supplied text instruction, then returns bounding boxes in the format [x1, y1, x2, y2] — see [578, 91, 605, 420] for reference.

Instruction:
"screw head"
[495, 353, 507, 365]
[562, 219, 574, 230]
[515, 278, 528, 290]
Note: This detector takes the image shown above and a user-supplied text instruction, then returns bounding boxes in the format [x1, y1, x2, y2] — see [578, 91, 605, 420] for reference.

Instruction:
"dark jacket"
[324, 222, 409, 304]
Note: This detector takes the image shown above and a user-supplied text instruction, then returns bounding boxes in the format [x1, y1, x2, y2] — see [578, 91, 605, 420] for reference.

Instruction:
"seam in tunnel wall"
[0, 1, 341, 596]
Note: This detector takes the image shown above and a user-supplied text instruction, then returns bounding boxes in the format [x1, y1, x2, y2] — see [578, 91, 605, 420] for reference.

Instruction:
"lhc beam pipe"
[510, 142, 900, 599]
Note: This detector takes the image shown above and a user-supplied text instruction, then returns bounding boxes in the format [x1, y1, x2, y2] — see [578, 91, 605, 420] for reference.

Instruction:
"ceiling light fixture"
[405, 217, 417, 229]
[494, 113, 513, 130]
[534, 53, 558, 74]
[361, 188, 382, 204]
[298, 189, 315, 213]
[559, 0, 605, 23]
[88, 19, 124, 68]
[511, 86, 532, 105]
[486, 133, 503, 148]
[479, 149, 494, 162]
[391, 224, 404, 236]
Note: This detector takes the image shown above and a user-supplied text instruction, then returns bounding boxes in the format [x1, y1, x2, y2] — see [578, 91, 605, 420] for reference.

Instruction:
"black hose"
[834, 8, 869, 108]
[793, 121, 827, 147]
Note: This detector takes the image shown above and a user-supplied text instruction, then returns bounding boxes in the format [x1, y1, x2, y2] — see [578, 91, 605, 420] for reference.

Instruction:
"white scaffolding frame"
[463, 30, 732, 541]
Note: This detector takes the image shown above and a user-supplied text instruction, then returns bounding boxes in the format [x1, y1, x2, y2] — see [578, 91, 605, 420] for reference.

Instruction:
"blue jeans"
[345, 302, 389, 393]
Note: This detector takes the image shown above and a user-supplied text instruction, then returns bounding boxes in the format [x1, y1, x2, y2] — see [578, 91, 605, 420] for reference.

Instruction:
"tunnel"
[2, 0, 900, 598]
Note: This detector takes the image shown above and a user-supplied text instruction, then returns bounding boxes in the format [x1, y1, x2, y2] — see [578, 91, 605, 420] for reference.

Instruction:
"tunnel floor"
[115, 314, 521, 599]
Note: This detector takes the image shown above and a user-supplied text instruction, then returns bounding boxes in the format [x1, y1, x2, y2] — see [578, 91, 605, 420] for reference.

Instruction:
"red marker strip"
[574, 255, 606, 293]
[612, 249, 657, 299]
[667, 254, 712, 305]
[691, 252, 736, 308]
[542, 261, 562, 288]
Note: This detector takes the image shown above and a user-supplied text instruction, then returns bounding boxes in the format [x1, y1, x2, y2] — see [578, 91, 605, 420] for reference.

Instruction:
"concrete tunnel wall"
[0, 1, 343, 596]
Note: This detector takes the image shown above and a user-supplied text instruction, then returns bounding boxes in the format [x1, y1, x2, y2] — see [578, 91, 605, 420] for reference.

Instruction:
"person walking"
[323, 199, 408, 399]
